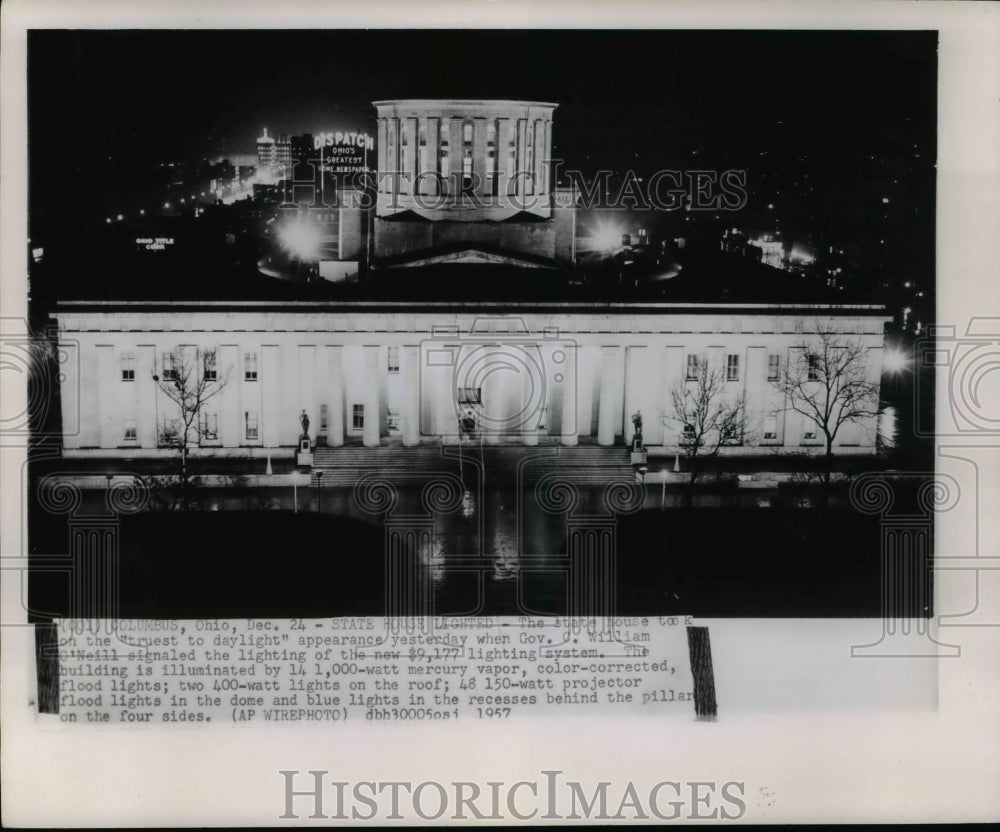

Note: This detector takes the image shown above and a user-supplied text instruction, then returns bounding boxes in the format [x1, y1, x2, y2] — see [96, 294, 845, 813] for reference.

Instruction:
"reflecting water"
[68, 476, 838, 618]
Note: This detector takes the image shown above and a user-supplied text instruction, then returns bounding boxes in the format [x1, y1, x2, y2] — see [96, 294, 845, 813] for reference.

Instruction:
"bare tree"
[150, 346, 230, 508]
[663, 355, 751, 495]
[770, 326, 881, 486]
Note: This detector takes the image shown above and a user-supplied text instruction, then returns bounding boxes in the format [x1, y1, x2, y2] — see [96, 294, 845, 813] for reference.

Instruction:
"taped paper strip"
[686, 626, 718, 722]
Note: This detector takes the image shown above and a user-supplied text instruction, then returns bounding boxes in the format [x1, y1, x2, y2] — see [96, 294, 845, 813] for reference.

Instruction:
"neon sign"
[314, 131, 374, 151]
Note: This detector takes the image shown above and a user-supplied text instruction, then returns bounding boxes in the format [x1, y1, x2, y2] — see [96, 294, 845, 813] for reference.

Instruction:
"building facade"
[54, 302, 889, 458]
[372, 100, 575, 268]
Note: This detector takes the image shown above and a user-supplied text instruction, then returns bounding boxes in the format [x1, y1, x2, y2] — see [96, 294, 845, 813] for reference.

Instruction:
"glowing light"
[790, 246, 814, 264]
[163, 202, 171, 209]
[116, 214, 123, 221]
[878, 406, 897, 449]
[139, 209, 145, 215]
[590, 220, 624, 252]
[883, 348, 910, 375]
[278, 218, 323, 260]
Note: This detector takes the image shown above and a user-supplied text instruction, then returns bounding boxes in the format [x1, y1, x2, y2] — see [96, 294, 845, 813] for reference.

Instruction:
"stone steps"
[309, 444, 635, 487]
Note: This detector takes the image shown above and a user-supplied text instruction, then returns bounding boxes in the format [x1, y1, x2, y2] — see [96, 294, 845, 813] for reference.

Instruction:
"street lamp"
[883, 347, 910, 376]
[883, 345, 911, 406]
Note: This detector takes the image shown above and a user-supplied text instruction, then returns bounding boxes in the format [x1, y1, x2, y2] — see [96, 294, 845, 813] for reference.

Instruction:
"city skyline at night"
[29, 29, 936, 302]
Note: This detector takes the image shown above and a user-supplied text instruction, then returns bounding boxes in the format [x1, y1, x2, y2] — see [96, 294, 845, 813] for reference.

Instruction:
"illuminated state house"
[52, 100, 890, 459]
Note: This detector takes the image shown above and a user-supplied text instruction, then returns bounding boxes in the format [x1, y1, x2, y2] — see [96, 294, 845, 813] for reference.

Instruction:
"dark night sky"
[28, 29, 937, 288]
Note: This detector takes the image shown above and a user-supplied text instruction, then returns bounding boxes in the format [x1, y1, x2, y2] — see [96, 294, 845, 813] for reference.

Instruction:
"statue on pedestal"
[631, 410, 643, 450]
[300, 410, 310, 440]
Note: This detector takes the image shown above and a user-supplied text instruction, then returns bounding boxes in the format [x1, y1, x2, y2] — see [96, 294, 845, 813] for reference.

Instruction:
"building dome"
[373, 99, 558, 222]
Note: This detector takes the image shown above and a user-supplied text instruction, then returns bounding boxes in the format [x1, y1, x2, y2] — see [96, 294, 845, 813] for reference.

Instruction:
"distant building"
[256, 128, 277, 176]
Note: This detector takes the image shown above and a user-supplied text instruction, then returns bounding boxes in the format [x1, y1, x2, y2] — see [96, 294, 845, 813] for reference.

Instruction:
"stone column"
[515, 118, 528, 200]
[521, 344, 539, 446]
[624, 345, 645, 446]
[402, 346, 421, 447]
[96, 345, 115, 448]
[377, 118, 387, 187]
[363, 346, 380, 448]
[474, 117, 488, 197]
[497, 117, 512, 207]
[561, 342, 578, 446]
[597, 346, 622, 447]
[483, 344, 501, 445]
[59, 340, 82, 449]
[327, 346, 345, 447]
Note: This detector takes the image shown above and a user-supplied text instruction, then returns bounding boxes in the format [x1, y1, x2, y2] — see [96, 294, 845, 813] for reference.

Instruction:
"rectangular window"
[201, 411, 218, 441]
[123, 418, 137, 441]
[802, 418, 817, 440]
[686, 354, 701, 381]
[121, 352, 135, 382]
[244, 411, 259, 441]
[245, 351, 258, 381]
[767, 354, 781, 381]
[727, 354, 740, 381]
[682, 423, 696, 440]
[387, 346, 400, 374]
[486, 120, 497, 183]
[203, 352, 217, 382]
[807, 355, 820, 381]
[352, 404, 365, 431]
[387, 408, 401, 433]
[162, 416, 180, 443]
[161, 352, 177, 381]
[320, 403, 328, 432]
[463, 121, 473, 143]
[462, 149, 473, 190]
[440, 136, 450, 180]
[762, 416, 777, 440]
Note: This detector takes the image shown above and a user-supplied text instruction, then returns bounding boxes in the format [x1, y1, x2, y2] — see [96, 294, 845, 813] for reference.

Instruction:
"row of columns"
[325, 346, 421, 448]
[376, 114, 553, 200]
[323, 343, 627, 448]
